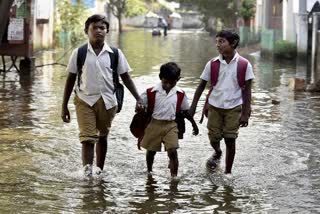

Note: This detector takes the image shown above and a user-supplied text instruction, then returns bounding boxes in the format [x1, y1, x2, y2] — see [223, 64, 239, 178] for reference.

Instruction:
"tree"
[238, 0, 256, 26]
[55, 0, 90, 46]
[108, 0, 146, 33]
[177, 0, 237, 30]
[177, 0, 255, 30]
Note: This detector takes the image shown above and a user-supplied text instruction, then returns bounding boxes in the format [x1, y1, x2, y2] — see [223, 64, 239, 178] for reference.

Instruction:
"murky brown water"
[1, 30, 320, 213]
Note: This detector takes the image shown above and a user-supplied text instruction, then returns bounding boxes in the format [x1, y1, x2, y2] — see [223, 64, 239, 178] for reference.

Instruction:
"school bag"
[76, 43, 124, 113]
[200, 56, 249, 123]
[130, 87, 186, 140]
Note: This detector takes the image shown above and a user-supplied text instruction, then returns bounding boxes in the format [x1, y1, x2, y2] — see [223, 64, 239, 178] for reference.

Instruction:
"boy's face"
[161, 78, 177, 92]
[215, 36, 234, 55]
[87, 21, 107, 44]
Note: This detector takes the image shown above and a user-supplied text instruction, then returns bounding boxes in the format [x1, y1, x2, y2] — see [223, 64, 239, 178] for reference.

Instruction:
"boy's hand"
[192, 124, 199, 136]
[61, 106, 70, 123]
[137, 137, 142, 150]
[135, 98, 145, 113]
[239, 114, 249, 127]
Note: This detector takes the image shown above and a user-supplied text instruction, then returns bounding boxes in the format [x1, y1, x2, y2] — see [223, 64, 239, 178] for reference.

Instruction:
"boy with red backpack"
[189, 30, 255, 174]
[136, 62, 199, 178]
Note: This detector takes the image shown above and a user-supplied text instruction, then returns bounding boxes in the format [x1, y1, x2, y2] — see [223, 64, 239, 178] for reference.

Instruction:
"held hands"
[61, 106, 71, 123]
[192, 123, 199, 136]
[183, 110, 199, 136]
[135, 98, 145, 113]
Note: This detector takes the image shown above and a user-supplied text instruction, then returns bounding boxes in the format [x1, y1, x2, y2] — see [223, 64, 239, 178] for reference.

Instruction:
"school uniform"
[66, 41, 131, 143]
[200, 52, 255, 142]
[140, 83, 189, 151]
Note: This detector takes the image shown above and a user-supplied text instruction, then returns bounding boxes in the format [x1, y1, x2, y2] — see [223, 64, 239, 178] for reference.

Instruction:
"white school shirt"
[66, 41, 132, 110]
[200, 52, 255, 109]
[140, 83, 189, 121]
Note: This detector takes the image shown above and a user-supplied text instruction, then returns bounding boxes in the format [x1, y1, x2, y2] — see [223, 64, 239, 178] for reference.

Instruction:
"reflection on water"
[0, 29, 320, 213]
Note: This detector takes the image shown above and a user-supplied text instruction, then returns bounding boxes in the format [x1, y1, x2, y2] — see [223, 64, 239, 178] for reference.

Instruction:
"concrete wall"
[283, 0, 296, 42]
[33, 0, 54, 50]
[124, 12, 203, 29]
[180, 12, 202, 28]
[123, 15, 145, 28]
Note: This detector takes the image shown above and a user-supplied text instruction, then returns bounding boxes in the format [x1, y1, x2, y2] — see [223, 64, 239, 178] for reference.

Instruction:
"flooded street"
[0, 30, 320, 213]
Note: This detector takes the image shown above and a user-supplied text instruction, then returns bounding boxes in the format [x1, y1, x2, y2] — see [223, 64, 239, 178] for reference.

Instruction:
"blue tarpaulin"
[71, 0, 95, 8]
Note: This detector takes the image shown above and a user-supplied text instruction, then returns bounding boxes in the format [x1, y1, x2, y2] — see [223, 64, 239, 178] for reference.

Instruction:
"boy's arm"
[120, 72, 143, 109]
[183, 110, 199, 135]
[240, 79, 252, 127]
[61, 73, 77, 123]
[189, 79, 207, 117]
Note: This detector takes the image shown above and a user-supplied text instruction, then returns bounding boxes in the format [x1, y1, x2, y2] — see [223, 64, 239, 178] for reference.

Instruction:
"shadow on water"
[0, 29, 320, 213]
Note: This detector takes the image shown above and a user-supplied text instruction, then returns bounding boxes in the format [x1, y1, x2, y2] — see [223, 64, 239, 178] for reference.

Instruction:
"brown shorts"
[207, 105, 241, 143]
[141, 119, 179, 152]
[74, 95, 117, 144]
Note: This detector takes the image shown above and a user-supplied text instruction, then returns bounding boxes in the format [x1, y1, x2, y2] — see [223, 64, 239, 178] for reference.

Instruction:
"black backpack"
[76, 43, 124, 113]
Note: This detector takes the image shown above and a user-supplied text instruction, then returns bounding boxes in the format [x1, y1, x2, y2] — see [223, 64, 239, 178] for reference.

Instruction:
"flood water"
[1, 29, 320, 213]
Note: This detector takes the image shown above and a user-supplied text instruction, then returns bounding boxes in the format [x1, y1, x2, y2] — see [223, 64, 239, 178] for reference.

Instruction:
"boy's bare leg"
[82, 141, 94, 166]
[167, 148, 178, 177]
[210, 141, 222, 159]
[146, 151, 156, 173]
[224, 138, 236, 174]
[96, 136, 107, 170]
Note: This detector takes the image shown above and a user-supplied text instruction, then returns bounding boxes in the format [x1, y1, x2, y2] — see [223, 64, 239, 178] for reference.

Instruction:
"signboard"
[0, 0, 33, 57]
[7, 18, 24, 43]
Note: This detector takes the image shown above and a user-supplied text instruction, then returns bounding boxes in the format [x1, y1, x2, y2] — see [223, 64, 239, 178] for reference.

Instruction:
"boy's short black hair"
[216, 29, 240, 49]
[159, 62, 181, 81]
[84, 14, 109, 34]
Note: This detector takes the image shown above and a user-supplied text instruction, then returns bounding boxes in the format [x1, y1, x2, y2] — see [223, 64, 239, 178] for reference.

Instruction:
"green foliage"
[239, 0, 256, 21]
[178, 0, 256, 29]
[109, 0, 146, 32]
[274, 40, 297, 59]
[54, 0, 90, 47]
[126, 0, 147, 17]
[109, 0, 146, 17]
[178, 0, 237, 28]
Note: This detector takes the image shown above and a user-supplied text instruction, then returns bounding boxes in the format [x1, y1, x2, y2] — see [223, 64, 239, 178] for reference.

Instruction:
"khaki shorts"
[74, 95, 117, 144]
[207, 105, 241, 143]
[141, 119, 179, 152]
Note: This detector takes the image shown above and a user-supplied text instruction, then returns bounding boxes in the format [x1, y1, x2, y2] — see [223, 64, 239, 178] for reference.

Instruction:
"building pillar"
[296, 13, 308, 56]
[311, 12, 320, 84]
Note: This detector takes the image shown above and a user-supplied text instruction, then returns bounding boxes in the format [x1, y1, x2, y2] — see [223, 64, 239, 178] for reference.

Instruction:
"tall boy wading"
[61, 14, 143, 176]
[190, 30, 255, 174]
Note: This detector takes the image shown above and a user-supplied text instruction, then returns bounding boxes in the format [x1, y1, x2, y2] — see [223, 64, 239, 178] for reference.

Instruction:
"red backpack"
[200, 56, 248, 123]
[130, 87, 185, 139]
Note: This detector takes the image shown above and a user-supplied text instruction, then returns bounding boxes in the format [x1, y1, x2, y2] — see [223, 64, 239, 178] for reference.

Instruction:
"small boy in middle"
[137, 62, 199, 178]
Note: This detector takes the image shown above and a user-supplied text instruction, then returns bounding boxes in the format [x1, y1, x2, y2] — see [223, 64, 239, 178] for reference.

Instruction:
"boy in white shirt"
[61, 14, 143, 176]
[138, 62, 198, 178]
[189, 30, 255, 174]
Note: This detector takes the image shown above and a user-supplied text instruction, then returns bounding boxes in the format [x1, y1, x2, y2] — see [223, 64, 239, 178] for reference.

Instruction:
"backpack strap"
[146, 88, 185, 114]
[109, 47, 119, 92]
[200, 60, 219, 123]
[146, 87, 156, 113]
[176, 91, 185, 112]
[76, 44, 88, 90]
[237, 56, 248, 90]
[210, 59, 220, 87]
[76, 44, 119, 92]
